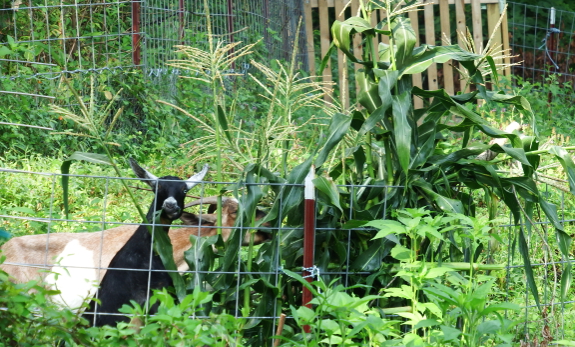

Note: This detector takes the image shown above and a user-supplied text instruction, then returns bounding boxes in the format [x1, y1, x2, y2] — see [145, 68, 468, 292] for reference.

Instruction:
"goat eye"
[183, 189, 188, 194]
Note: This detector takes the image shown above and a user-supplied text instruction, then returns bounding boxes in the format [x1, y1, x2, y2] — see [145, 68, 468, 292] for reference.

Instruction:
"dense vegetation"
[2, 0, 575, 346]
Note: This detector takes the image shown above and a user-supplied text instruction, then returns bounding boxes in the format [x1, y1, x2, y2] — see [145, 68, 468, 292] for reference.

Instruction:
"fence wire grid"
[0, 165, 574, 342]
[508, 2, 575, 88]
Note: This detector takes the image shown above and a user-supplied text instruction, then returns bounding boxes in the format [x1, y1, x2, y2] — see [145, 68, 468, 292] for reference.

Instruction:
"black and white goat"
[0, 198, 270, 312]
[83, 158, 208, 326]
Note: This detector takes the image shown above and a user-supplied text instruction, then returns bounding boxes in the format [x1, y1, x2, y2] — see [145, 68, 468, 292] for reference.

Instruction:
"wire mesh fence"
[1, 164, 575, 342]
[140, 0, 308, 96]
[508, 1, 575, 88]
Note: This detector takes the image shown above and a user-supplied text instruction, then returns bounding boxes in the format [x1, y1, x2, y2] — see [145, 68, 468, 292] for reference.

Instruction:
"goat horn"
[184, 196, 229, 209]
[185, 164, 209, 190]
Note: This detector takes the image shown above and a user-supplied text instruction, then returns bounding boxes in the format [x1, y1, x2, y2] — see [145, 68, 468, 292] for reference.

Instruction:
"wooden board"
[409, 9, 423, 109]
[424, 3, 438, 91]
[439, 0, 454, 95]
[318, 0, 333, 102]
[303, 0, 316, 74]
[310, 0, 501, 7]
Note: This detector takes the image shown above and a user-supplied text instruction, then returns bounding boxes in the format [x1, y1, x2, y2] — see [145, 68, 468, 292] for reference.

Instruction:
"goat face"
[129, 159, 208, 222]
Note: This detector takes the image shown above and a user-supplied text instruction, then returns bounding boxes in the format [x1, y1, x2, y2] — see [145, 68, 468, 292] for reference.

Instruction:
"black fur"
[83, 160, 204, 327]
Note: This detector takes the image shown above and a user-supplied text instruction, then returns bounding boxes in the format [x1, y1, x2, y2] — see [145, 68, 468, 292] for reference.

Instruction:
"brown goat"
[0, 196, 269, 309]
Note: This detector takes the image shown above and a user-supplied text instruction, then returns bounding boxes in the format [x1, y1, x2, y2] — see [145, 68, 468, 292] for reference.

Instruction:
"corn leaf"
[392, 91, 413, 174]
[61, 152, 112, 219]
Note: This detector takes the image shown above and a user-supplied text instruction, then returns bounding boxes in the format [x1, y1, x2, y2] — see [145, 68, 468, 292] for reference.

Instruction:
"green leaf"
[391, 244, 410, 261]
[331, 17, 372, 62]
[150, 212, 187, 301]
[357, 69, 399, 137]
[0, 46, 13, 57]
[184, 234, 218, 290]
[216, 104, 232, 145]
[410, 121, 436, 169]
[440, 325, 461, 342]
[401, 44, 481, 76]
[318, 42, 337, 75]
[350, 239, 390, 271]
[367, 219, 406, 239]
[412, 179, 464, 214]
[315, 113, 351, 168]
[392, 91, 412, 173]
[357, 70, 380, 113]
[481, 302, 520, 315]
[449, 104, 489, 126]
[391, 16, 416, 68]
[518, 227, 540, 309]
[477, 320, 501, 335]
[548, 146, 575, 195]
[61, 152, 112, 219]
[313, 176, 342, 212]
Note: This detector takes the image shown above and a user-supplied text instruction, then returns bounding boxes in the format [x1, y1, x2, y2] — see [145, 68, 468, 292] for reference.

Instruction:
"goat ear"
[129, 158, 158, 188]
[185, 164, 209, 190]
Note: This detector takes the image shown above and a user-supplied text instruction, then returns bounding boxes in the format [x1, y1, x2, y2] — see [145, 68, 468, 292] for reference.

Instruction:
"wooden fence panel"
[306, 0, 510, 108]
[439, 0, 454, 95]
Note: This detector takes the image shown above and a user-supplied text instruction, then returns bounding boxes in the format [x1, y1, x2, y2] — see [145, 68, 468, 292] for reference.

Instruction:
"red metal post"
[547, 7, 556, 118]
[131, 0, 141, 66]
[302, 166, 316, 333]
[179, 0, 185, 44]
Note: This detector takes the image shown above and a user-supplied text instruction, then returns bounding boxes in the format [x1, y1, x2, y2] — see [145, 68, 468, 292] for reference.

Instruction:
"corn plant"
[197, 1, 575, 342]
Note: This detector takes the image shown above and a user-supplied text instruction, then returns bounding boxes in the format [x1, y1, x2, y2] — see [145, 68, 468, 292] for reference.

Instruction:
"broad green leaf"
[548, 146, 575, 195]
[486, 56, 499, 87]
[391, 244, 411, 261]
[424, 267, 453, 279]
[518, 227, 540, 309]
[449, 104, 489, 126]
[184, 234, 217, 290]
[215, 104, 232, 145]
[428, 146, 489, 166]
[392, 91, 412, 174]
[61, 152, 112, 219]
[313, 176, 342, 212]
[357, 69, 399, 137]
[356, 70, 380, 113]
[315, 112, 351, 168]
[367, 219, 406, 238]
[317, 42, 337, 75]
[561, 262, 572, 303]
[391, 16, 416, 68]
[486, 91, 533, 113]
[350, 239, 389, 271]
[476, 320, 501, 335]
[412, 179, 464, 214]
[262, 157, 313, 225]
[331, 16, 374, 63]
[0, 46, 13, 57]
[410, 121, 436, 169]
[415, 319, 440, 329]
[481, 302, 521, 315]
[440, 325, 461, 342]
[331, 20, 355, 62]
[401, 44, 481, 75]
[150, 212, 187, 301]
[475, 123, 523, 148]
[498, 146, 532, 167]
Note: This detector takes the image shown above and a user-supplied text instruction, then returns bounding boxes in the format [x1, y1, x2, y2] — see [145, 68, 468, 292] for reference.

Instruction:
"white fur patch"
[44, 240, 99, 310]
